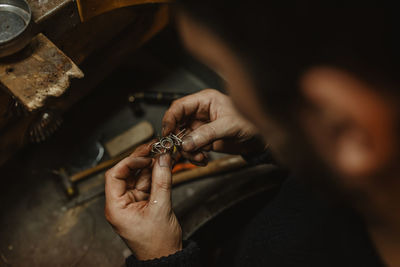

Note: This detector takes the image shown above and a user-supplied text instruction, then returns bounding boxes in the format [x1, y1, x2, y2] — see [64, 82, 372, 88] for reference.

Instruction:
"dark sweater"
[127, 152, 385, 266]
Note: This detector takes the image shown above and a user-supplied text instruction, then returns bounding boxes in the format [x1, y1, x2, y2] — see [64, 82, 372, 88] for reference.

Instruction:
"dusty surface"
[0, 34, 83, 111]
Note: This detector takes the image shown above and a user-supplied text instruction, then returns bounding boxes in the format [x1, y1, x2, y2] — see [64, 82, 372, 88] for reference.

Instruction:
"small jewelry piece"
[151, 129, 187, 154]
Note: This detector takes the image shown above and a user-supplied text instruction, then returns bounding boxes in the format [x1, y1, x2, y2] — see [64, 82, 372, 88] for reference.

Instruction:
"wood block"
[105, 121, 154, 157]
[0, 34, 84, 111]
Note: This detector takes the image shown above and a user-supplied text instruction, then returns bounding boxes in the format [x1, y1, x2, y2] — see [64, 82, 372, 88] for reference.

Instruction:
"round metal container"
[0, 0, 33, 58]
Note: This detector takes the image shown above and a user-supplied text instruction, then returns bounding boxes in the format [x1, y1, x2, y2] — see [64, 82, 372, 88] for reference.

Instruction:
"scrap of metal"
[28, 110, 63, 143]
[0, 33, 84, 111]
[151, 129, 187, 154]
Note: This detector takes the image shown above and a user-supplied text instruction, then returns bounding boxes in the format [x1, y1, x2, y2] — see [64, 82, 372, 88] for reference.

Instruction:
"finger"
[149, 153, 172, 209]
[202, 144, 213, 152]
[105, 157, 152, 199]
[180, 151, 208, 166]
[135, 168, 151, 192]
[187, 120, 206, 131]
[181, 119, 228, 152]
[162, 93, 208, 136]
[130, 190, 150, 202]
[192, 151, 209, 165]
[130, 142, 154, 157]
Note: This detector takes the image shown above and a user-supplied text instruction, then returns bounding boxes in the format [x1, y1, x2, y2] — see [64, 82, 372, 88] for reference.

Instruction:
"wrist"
[128, 240, 183, 261]
[125, 240, 199, 266]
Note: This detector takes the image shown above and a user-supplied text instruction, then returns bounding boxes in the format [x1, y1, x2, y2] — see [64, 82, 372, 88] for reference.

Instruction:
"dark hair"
[176, 1, 400, 200]
[177, 1, 400, 121]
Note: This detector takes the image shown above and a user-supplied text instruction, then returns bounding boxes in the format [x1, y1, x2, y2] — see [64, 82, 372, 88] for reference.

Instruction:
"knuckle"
[105, 169, 113, 179]
[133, 144, 149, 156]
[155, 180, 171, 191]
[203, 88, 220, 98]
[204, 124, 217, 140]
[203, 88, 217, 95]
[104, 207, 114, 224]
[170, 99, 181, 109]
[162, 108, 172, 118]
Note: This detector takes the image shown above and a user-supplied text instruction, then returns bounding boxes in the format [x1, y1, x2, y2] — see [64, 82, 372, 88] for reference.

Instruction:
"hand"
[162, 89, 266, 165]
[105, 143, 182, 260]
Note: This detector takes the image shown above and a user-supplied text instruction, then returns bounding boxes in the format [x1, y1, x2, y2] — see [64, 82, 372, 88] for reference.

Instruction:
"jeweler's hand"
[162, 89, 266, 165]
[105, 143, 182, 260]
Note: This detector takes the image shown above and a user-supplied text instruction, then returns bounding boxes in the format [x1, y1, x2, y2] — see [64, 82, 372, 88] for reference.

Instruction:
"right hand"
[162, 89, 266, 165]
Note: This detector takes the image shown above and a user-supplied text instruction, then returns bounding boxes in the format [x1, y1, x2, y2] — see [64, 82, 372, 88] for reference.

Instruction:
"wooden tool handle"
[172, 155, 247, 186]
[70, 150, 130, 182]
[70, 121, 154, 183]
[71, 154, 246, 184]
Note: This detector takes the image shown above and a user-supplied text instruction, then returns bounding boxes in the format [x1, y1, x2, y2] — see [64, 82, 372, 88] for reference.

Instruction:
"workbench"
[0, 0, 170, 165]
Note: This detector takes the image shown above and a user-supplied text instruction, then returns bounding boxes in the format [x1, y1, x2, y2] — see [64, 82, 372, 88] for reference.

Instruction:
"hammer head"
[54, 168, 76, 198]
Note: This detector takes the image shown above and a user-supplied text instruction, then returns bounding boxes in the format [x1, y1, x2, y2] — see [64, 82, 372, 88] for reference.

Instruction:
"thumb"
[182, 119, 227, 152]
[149, 153, 172, 209]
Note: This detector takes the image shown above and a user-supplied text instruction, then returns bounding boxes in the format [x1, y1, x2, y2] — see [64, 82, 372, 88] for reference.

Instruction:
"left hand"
[105, 143, 182, 260]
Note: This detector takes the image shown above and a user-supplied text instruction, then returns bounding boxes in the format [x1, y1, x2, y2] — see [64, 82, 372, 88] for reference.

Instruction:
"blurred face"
[177, 12, 284, 149]
[177, 11, 400, 202]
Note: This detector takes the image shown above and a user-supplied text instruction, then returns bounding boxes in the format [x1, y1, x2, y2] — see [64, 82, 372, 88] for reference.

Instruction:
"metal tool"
[28, 111, 63, 143]
[0, 0, 34, 57]
[54, 149, 132, 197]
[54, 121, 154, 196]
[128, 91, 189, 117]
[129, 91, 189, 104]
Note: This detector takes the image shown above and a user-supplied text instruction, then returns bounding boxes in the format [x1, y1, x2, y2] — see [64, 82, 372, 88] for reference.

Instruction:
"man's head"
[176, 1, 400, 201]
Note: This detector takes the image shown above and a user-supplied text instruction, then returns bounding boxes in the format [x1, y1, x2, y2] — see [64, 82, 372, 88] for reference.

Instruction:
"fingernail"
[182, 136, 195, 151]
[193, 153, 204, 162]
[162, 124, 169, 136]
[158, 153, 170, 167]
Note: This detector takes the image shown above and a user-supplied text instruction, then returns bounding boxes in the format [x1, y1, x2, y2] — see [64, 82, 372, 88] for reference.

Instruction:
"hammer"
[54, 121, 155, 197]
[54, 151, 130, 197]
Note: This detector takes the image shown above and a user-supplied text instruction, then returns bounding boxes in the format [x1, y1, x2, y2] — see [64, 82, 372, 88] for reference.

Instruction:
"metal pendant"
[151, 129, 187, 154]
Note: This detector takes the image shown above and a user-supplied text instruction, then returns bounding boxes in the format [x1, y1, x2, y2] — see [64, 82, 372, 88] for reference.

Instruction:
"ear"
[299, 67, 395, 182]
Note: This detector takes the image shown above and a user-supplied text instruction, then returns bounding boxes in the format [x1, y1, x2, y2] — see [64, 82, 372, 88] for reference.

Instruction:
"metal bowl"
[0, 0, 33, 58]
